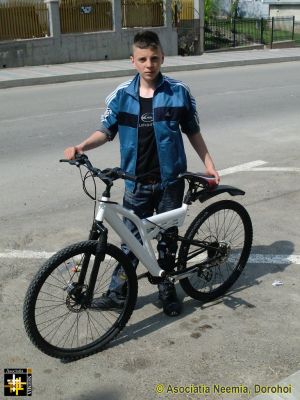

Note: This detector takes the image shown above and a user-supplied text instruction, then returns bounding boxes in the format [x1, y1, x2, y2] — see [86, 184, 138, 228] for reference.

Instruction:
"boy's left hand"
[206, 166, 220, 185]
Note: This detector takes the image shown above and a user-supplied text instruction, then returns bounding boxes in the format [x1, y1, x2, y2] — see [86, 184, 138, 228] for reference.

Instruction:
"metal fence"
[0, 0, 48, 41]
[59, 0, 112, 34]
[121, 0, 164, 28]
[205, 18, 263, 50]
[295, 22, 300, 46]
[270, 16, 295, 44]
[205, 17, 296, 51]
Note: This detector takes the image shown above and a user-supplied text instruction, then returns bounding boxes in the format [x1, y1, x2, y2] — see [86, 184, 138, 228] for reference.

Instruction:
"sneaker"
[158, 282, 182, 317]
[90, 291, 125, 310]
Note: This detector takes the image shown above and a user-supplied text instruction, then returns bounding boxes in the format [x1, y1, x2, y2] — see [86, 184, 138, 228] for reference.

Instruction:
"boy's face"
[131, 45, 164, 84]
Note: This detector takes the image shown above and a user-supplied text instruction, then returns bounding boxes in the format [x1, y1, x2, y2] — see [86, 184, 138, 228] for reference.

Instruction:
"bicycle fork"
[68, 221, 108, 307]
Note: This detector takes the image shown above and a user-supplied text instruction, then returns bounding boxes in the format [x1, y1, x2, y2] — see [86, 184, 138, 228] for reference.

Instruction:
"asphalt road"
[0, 62, 299, 399]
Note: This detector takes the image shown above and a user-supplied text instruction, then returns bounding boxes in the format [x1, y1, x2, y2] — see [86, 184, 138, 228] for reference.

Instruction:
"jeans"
[109, 180, 185, 294]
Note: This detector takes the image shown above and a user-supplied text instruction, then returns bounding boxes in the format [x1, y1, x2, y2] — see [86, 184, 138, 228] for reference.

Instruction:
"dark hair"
[133, 30, 163, 51]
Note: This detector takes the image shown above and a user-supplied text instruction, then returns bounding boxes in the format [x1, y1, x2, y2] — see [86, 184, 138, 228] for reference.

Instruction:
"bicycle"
[23, 154, 253, 360]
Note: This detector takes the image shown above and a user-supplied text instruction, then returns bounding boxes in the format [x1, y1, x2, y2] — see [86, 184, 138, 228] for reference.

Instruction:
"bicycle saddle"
[178, 172, 217, 188]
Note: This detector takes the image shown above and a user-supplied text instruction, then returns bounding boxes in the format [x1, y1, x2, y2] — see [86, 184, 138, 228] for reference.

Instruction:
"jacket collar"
[125, 72, 165, 99]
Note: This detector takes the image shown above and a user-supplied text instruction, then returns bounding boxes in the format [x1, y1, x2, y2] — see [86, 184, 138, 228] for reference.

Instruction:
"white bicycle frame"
[96, 195, 188, 277]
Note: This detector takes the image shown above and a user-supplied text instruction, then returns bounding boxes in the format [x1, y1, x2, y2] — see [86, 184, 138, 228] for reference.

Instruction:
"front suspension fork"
[77, 221, 108, 304]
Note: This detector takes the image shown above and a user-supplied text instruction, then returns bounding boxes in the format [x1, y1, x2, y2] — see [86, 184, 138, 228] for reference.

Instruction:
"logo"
[101, 107, 113, 122]
[80, 6, 92, 14]
[141, 113, 153, 123]
[4, 369, 32, 397]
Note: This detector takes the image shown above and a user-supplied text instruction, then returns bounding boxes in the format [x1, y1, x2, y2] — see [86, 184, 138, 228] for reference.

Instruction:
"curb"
[0, 69, 135, 89]
[162, 55, 300, 73]
[1, 54, 300, 89]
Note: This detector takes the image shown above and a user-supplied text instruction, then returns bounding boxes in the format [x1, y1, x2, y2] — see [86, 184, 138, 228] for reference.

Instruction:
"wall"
[270, 5, 300, 20]
[0, 0, 178, 68]
[0, 28, 178, 68]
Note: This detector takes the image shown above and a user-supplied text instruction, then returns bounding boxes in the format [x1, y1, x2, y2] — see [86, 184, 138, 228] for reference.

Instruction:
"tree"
[204, 0, 220, 21]
[230, 0, 240, 18]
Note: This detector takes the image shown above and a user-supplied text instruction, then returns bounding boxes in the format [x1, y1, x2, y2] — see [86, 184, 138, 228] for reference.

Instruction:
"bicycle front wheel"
[23, 241, 137, 360]
[178, 200, 252, 301]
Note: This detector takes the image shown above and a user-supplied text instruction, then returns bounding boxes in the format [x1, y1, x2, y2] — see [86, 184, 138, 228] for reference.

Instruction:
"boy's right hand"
[64, 146, 82, 160]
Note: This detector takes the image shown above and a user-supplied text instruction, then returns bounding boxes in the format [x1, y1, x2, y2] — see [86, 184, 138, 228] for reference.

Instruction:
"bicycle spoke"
[38, 290, 65, 302]
[35, 303, 66, 317]
[56, 316, 79, 348]
[70, 314, 80, 348]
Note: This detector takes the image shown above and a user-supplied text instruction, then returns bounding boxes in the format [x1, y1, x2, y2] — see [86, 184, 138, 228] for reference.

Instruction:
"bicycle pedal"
[147, 273, 165, 285]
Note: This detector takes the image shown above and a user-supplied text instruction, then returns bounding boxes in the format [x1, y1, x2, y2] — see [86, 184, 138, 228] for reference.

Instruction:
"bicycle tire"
[23, 240, 137, 360]
[178, 200, 252, 301]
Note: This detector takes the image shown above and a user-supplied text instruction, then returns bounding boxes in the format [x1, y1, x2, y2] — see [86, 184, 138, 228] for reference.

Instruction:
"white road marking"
[248, 254, 300, 265]
[219, 161, 300, 175]
[0, 250, 55, 259]
[251, 167, 300, 173]
[0, 249, 299, 264]
[1, 107, 104, 124]
[219, 160, 268, 176]
[219, 161, 300, 176]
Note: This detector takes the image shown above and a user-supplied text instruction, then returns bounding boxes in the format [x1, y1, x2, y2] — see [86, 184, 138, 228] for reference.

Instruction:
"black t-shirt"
[136, 96, 161, 180]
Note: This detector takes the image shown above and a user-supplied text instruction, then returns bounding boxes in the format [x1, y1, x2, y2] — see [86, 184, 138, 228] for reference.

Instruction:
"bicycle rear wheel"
[23, 240, 137, 360]
[178, 200, 252, 301]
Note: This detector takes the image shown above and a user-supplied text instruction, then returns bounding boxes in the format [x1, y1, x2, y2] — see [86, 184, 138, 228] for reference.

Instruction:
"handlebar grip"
[123, 173, 137, 182]
[59, 155, 88, 166]
[60, 159, 79, 166]
[117, 170, 137, 182]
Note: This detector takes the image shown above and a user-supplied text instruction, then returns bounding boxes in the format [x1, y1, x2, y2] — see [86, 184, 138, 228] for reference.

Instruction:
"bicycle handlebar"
[60, 154, 137, 183]
[60, 154, 218, 191]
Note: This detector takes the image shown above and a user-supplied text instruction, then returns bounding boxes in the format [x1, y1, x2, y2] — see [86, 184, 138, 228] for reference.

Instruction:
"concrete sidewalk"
[1, 47, 300, 89]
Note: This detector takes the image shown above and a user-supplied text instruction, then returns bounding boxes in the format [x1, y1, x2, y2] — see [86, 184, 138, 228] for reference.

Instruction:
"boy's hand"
[64, 146, 82, 160]
[206, 166, 220, 185]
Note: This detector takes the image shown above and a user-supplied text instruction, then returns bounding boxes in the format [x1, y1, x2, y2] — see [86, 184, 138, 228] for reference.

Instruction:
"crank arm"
[169, 257, 224, 283]
[168, 266, 200, 283]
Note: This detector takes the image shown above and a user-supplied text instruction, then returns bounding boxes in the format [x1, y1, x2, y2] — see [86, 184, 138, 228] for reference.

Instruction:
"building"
[220, 0, 300, 20]
[262, 0, 300, 20]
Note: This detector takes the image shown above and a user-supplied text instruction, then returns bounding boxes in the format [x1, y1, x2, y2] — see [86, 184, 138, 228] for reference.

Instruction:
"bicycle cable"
[143, 217, 187, 241]
[79, 166, 97, 220]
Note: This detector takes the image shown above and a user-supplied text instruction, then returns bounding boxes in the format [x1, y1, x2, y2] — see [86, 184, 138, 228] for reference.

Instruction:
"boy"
[64, 30, 219, 316]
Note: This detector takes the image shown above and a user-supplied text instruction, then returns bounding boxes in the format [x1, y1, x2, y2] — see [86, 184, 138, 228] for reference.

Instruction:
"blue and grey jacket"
[100, 73, 200, 191]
